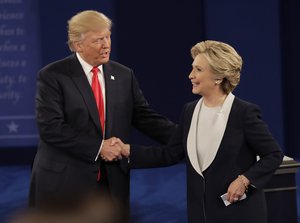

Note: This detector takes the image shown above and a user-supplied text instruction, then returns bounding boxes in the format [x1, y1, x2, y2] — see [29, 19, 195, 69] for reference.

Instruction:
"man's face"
[76, 28, 111, 66]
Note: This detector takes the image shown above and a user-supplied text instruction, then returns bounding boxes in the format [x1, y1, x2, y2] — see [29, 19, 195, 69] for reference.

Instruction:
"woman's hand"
[227, 175, 250, 203]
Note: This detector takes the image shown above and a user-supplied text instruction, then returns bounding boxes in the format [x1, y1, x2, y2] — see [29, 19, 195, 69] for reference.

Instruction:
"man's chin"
[98, 58, 110, 64]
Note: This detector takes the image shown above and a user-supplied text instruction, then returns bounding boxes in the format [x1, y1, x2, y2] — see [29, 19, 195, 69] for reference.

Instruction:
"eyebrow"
[192, 64, 202, 68]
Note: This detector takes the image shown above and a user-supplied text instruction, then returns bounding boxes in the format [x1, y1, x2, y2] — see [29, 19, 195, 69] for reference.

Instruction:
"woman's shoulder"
[233, 96, 260, 110]
[180, 99, 200, 118]
[183, 99, 200, 110]
[231, 97, 263, 120]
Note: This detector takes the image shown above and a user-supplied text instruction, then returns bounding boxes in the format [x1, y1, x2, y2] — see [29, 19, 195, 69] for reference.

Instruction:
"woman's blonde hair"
[191, 40, 243, 94]
[67, 10, 112, 51]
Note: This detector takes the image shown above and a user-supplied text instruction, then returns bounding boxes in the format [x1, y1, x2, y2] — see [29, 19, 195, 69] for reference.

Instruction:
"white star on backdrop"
[7, 121, 19, 133]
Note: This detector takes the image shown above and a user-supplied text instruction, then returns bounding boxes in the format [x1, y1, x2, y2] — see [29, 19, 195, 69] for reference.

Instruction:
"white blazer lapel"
[187, 98, 204, 177]
[186, 93, 235, 176]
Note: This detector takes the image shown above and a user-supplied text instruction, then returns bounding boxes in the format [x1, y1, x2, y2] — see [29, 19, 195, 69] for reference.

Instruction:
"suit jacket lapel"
[183, 94, 235, 176]
[68, 54, 102, 135]
[103, 62, 130, 173]
[103, 62, 115, 137]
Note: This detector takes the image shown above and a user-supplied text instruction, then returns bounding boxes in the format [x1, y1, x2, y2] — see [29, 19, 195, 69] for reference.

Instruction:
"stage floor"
[1, 161, 299, 223]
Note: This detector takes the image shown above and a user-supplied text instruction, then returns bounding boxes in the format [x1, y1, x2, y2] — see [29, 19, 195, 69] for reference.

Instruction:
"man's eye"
[93, 39, 101, 44]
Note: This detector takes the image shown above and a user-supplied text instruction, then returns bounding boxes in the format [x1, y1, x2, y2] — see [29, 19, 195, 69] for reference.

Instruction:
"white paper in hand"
[220, 193, 246, 206]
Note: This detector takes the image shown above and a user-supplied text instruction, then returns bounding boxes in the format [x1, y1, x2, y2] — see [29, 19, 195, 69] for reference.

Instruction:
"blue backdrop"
[0, 0, 40, 147]
[1, 0, 298, 222]
[0, 0, 288, 152]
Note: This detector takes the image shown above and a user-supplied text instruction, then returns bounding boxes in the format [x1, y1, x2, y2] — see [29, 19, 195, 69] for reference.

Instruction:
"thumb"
[110, 137, 119, 146]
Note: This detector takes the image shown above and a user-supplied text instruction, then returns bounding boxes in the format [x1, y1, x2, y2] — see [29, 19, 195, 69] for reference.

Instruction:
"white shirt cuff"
[95, 140, 104, 161]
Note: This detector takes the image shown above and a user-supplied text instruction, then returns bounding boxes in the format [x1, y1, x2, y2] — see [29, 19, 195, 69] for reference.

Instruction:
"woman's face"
[188, 54, 217, 96]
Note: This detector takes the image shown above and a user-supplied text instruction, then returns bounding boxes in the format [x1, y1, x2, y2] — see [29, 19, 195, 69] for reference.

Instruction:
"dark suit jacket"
[130, 97, 283, 223]
[29, 54, 175, 207]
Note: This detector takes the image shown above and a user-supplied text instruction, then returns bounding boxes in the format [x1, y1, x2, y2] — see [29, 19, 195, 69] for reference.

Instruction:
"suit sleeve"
[130, 123, 185, 168]
[130, 71, 176, 144]
[36, 70, 101, 162]
[242, 104, 283, 189]
[130, 104, 188, 168]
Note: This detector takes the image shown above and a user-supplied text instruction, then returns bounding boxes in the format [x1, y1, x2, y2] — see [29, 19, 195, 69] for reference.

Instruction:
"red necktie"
[91, 67, 105, 182]
[91, 67, 105, 133]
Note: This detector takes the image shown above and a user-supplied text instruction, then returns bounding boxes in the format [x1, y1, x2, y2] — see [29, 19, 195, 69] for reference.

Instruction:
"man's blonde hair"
[67, 10, 112, 51]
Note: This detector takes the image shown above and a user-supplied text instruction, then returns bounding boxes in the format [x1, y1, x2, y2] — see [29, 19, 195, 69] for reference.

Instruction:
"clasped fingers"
[100, 137, 130, 161]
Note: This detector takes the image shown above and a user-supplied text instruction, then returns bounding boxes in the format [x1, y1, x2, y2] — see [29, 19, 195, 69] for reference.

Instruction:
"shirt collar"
[76, 52, 104, 75]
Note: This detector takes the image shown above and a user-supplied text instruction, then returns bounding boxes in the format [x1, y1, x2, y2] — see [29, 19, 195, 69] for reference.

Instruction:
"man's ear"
[73, 41, 83, 52]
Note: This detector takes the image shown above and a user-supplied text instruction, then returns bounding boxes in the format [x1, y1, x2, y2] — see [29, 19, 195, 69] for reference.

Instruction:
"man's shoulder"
[106, 60, 132, 72]
[40, 54, 76, 73]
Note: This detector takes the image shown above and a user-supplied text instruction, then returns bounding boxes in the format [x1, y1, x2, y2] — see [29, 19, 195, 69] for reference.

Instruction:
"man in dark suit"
[29, 10, 175, 211]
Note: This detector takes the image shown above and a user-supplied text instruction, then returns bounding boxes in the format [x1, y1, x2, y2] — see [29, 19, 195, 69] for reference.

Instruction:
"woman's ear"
[215, 79, 222, 85]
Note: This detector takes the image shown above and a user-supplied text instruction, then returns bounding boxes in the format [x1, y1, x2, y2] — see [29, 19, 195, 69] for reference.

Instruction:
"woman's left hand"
[227, 176, 249, 203]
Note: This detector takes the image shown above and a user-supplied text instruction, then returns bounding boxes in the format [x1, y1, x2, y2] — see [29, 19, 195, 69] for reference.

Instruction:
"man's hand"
[110, 137, 130, 158]
[100, 137, 130, 161]
[100, 137, 122, 161]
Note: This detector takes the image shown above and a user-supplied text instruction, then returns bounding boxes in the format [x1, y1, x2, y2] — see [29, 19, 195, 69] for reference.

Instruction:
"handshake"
[99, 137, 130, 162]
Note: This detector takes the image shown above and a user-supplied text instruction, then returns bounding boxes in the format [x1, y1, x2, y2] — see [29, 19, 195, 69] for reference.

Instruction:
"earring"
[215, 81, 220, 85]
